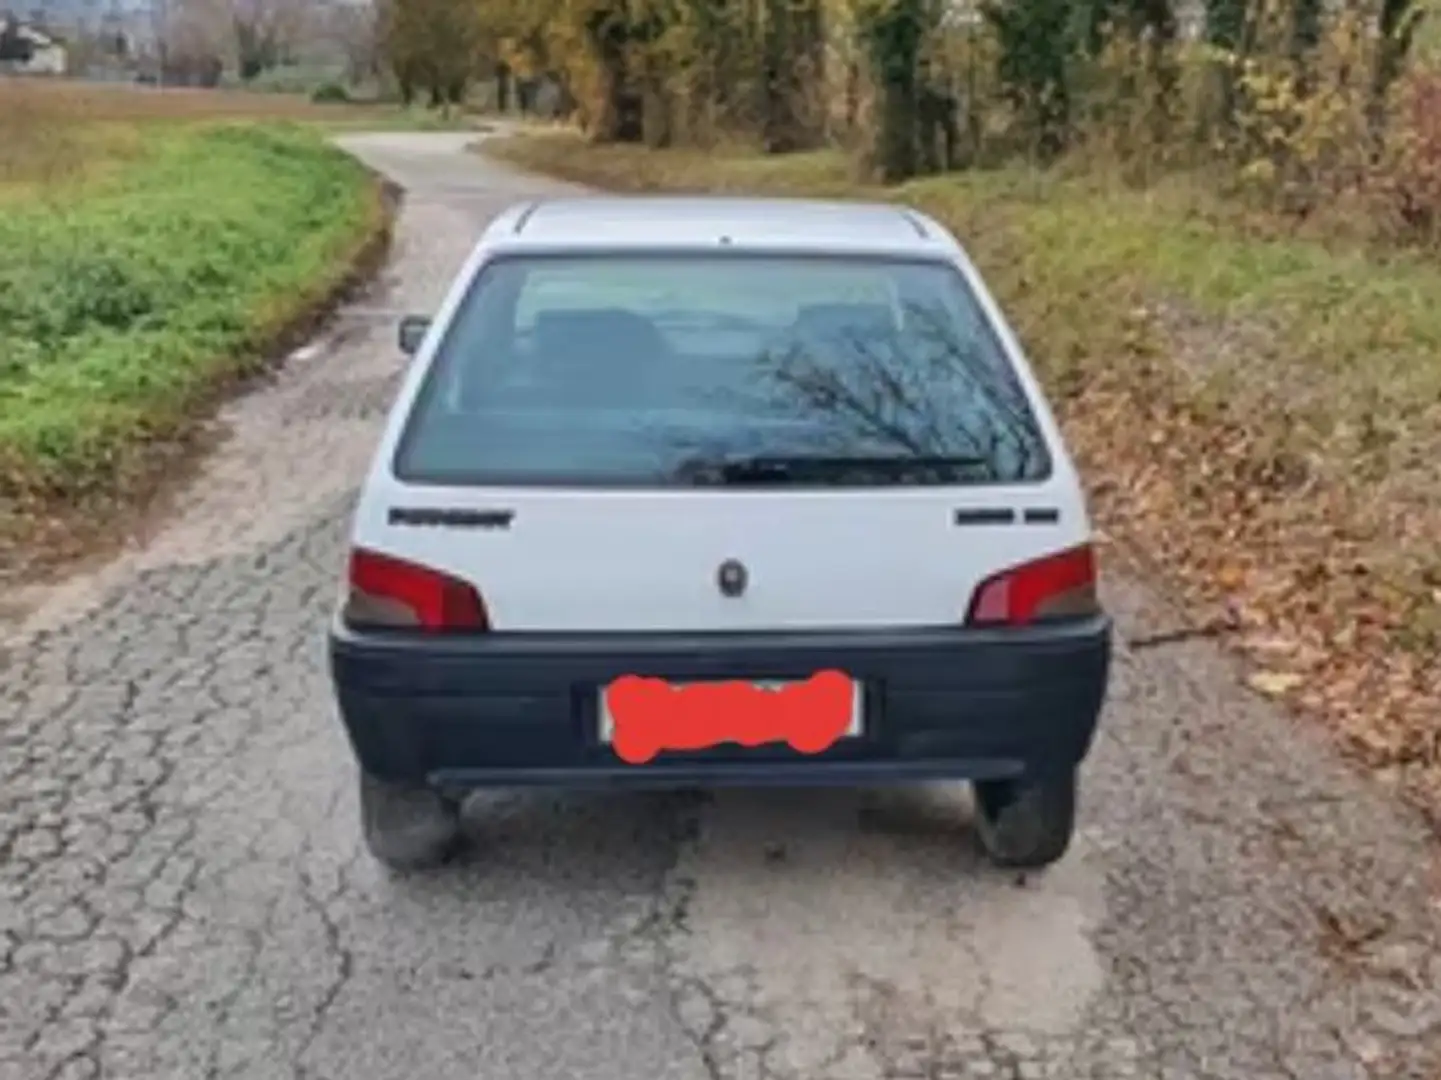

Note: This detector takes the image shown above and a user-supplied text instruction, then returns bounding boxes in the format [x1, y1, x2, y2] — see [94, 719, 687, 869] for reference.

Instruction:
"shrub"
[311, 80, 352, 104]
[1371, 70, 1441, 241]
[1221, 0, 1378, 216]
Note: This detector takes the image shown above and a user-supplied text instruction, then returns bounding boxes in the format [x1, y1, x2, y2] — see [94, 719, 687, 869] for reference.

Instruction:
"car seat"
[532, 308, 670, 403]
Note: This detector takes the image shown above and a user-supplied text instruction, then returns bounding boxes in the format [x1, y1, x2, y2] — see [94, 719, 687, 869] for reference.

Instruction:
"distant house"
[0, 16, 68, 74]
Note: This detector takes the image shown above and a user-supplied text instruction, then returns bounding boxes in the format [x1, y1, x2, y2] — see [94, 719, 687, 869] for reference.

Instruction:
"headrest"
[792, 302, 897, 341]
[534, 308, 664, 360]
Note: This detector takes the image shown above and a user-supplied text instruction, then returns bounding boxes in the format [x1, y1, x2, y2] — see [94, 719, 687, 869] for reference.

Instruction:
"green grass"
[312, 106, 495, 133]
[0, 122, 383, 498]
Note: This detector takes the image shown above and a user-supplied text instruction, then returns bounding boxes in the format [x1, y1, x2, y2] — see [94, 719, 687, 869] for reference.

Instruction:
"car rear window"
[393, 253, 1052, 487]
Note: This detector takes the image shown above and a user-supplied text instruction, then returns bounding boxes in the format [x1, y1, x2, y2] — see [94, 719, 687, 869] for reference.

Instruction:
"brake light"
[965, 544, 1100, 627]
[343, 548, 488, 631]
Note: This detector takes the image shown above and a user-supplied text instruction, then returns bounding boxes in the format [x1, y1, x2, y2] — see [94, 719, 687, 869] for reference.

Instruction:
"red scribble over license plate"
[600, 670, 862, 765]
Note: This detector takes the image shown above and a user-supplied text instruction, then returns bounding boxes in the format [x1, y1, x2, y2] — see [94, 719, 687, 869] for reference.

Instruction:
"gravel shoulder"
[1, 132, 1438, 1080]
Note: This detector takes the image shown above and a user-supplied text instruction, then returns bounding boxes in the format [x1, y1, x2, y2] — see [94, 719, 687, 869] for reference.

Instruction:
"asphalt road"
[3, 132, 1440, 1080]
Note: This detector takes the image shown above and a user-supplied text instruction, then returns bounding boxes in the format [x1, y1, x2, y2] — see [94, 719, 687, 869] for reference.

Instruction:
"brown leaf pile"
[1061, 303, 1440, 828]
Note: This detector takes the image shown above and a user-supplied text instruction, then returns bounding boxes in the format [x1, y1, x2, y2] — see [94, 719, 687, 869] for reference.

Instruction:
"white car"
[328, 196, 1112, 872]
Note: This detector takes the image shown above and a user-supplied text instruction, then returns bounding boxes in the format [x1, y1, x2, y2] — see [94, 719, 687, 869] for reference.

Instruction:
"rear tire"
[972, 770, 1077, 870]
[359, 769, 463, 872]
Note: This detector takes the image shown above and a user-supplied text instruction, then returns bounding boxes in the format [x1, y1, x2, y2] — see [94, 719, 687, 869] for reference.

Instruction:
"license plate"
[597, 672, 864, 760]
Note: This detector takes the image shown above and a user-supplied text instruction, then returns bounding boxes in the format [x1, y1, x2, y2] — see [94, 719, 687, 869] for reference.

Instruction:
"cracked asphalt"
[3, 132, 1440, 1080]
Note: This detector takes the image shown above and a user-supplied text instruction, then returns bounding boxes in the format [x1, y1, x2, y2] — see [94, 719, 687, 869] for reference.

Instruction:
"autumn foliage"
[382, 0, 1434, 226]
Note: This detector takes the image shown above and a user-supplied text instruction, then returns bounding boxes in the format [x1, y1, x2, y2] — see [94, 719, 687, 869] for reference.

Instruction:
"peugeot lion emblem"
[717, 558, 748, 598]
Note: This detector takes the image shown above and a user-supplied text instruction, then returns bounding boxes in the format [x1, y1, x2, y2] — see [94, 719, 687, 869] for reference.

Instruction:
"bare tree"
[230, 0, 305, 80]
[148, 0, 226, 85]
[327, 0, 382, 87]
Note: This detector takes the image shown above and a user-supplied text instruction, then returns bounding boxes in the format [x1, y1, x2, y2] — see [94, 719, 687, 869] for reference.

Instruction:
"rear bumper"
[327, 615, 1113, 789]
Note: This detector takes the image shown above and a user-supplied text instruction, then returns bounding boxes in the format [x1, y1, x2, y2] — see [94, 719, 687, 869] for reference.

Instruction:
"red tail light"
[343, 548, 488, 631]
[965, 544, 1100, 627]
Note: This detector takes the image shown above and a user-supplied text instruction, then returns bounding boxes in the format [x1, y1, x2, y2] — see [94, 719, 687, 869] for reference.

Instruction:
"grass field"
[0, 78, 476, 190]
[486, 131, 1440, 828]
[0, 78, 400, 569]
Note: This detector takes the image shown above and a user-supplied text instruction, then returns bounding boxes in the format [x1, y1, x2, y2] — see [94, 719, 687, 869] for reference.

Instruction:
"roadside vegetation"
[0, 79, 398, 575]
[380, 0, 1437, 825]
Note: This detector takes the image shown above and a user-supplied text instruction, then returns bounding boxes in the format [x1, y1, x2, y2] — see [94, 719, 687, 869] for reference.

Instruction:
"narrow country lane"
[2, 132, 1439, 1080]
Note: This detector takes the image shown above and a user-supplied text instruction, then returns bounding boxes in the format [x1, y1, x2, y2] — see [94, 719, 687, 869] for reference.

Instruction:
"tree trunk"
[496, 61, 511, 113]
[590, 43, 628, 141]
[761, 0, 824, 153]
[642, 87, 672, 147]
[584, 6, 643, 144]
[876, 76, 919, 182]
[1369, 0, 1421, 149]
[844, 59, 860, 138]
[760, 0, 796, 151]
[860, 0, 925, 182]
[1202, 0, 1247, 135]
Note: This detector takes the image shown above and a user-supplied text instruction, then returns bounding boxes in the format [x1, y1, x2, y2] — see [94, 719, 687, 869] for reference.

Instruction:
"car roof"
[482, 196, 958, 257]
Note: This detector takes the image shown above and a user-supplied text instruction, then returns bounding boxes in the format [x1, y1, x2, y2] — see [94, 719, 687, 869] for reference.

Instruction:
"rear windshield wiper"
[671, 453, 996, 486]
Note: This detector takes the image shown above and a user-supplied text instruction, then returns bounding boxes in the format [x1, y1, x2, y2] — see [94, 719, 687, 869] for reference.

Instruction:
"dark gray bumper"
[327, 615, 1113, 789]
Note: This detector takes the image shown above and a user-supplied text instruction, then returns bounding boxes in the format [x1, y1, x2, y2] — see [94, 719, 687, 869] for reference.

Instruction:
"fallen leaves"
[1318, 904, 1395, 959]
[1248, 670, 1307, 697]
[1033, 273, 1441, 833]
[1070, 362, 1440, 825]
[1216, 562, 1250, 592]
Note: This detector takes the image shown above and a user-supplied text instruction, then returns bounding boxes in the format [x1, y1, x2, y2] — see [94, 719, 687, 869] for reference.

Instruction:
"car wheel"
[359, 768, 463, 872]
[971, 770, 1077, 870]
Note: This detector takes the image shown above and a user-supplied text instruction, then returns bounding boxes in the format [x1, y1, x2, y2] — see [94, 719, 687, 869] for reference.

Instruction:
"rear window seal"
[389, 249, 1055, 489]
